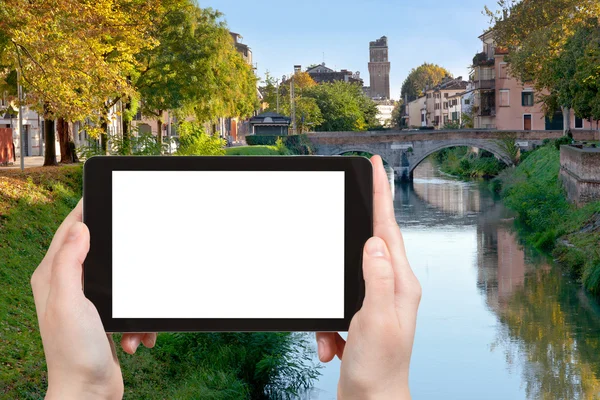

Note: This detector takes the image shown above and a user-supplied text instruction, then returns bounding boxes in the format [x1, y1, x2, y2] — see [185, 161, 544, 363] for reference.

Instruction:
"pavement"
[0, 156, 45, 170]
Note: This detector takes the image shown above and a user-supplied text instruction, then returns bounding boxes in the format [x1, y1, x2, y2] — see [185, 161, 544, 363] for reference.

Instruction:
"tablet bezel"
[83, 156, 373, 332]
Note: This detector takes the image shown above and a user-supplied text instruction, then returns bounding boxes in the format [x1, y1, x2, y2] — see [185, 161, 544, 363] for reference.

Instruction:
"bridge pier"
[395, 166, 413, 182]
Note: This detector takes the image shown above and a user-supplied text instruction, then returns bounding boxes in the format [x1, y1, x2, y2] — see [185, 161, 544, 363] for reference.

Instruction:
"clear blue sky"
[202, 0, 496, 100]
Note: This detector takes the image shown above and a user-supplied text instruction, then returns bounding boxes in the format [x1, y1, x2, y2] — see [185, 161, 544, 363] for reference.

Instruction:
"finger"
[362, 237, 395, 313]
[371, 156, 404, 249]
[122, 333, 145, 355]
[31, 201, 84, 311]
[371, 156, 411, 273]
[47, 221, 89, 301]
[316, 332, 338, 362]
[42, 199, 83, 267]
[141, 332, 157, 349]
[334, 333, 346, 360]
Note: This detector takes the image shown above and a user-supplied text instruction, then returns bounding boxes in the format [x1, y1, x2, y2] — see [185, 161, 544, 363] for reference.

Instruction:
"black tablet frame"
[83, 156, 373, 332]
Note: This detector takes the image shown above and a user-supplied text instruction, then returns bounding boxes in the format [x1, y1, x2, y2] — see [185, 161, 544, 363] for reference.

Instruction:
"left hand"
[31, 200, 156, 399]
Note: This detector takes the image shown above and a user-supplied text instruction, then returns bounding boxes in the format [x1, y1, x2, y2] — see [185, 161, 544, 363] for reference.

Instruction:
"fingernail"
[366, 238, 386, 258]
[66, 223, 81, 243]
[130, 337, 139, 354]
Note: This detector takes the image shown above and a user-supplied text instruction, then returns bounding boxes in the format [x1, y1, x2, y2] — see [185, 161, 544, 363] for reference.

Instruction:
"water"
[304, 159, 600, 400]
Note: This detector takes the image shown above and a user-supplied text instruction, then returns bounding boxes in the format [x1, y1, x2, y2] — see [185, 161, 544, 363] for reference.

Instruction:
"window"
[575, 116, 583, 129]
[421, 113, 425, 122]
[499, 63, 508, 79]
[444, 115, 449, 124]
[464, 99, 471, 105]
[500, 90, 510, 107]
[427, 93, 431, 98]
[522, 91, 534, 107]
[434, 116, 440, 126]
[443, 102, 448, 109]
[452, 112, 459, 121]
[444, 93, 449, 98]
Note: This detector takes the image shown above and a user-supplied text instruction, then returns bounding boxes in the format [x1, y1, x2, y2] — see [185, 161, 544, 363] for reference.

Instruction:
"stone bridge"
[307, 130, 598, 180]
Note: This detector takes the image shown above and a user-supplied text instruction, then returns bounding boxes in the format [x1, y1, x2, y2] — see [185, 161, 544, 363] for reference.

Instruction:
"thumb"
[49, 222, 90, 299]
[361, 237, 395, 312]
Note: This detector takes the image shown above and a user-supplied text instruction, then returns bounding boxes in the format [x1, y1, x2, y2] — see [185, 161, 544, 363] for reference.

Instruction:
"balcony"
[473, 66, 495, 90]
[478, 90, 496, 117]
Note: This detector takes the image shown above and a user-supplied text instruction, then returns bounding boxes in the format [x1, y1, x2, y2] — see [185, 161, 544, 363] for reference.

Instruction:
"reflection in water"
[307, 159, 600, 400]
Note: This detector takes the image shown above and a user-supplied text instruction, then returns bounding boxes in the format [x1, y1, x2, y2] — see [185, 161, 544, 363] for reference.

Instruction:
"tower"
[368, 36, 391, 100]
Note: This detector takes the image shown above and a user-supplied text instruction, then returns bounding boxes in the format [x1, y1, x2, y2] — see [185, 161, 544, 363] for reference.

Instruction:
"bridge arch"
[409, 141, 513, 175]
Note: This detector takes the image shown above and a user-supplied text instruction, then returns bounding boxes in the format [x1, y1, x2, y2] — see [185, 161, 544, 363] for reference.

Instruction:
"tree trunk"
[57, 117, 77, 163]
[156, 110, 163, 149]
[100, 119, 108, 155]
[43, 117, 57, 166]
[122, 99, 131, 155]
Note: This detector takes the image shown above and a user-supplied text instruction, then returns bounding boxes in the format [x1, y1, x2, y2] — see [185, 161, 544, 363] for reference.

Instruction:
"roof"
[249, 112, 291, 126]
[306, 63, 334, 73]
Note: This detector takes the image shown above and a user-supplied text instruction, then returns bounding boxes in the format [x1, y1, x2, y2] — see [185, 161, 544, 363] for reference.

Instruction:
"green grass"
[493, 144, 600, 294]
[0, 166, 320, 399]
[225, 146, 281, 156]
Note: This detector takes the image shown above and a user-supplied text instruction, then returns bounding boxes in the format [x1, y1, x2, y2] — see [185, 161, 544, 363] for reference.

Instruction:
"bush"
[177, 122, 226, 156]
[245, 135, 314, 155]
[554, 135, 573, 150]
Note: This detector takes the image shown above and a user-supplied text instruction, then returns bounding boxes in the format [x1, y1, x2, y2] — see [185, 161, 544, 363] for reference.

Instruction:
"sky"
[201, 0, 497, 100]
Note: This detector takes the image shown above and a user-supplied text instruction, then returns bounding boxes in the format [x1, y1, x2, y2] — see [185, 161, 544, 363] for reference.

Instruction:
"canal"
[304, 159, 600, 399]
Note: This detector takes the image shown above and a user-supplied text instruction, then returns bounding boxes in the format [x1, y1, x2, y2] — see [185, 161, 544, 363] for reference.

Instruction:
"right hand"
[316, 155, 422, 400]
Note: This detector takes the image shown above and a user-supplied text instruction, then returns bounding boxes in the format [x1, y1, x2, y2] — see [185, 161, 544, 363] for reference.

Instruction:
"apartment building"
[474, 31, 598, 131]
[406, 96, 426, 128]
[424, 77, 469, 128]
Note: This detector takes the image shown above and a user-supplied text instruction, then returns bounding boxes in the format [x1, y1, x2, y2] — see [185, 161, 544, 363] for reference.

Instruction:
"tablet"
[83, 156, 373, 332]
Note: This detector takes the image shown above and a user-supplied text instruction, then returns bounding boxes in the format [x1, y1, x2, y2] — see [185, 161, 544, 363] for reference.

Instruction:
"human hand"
[316, 156, 421, 400]
[31, 200, 156, 400]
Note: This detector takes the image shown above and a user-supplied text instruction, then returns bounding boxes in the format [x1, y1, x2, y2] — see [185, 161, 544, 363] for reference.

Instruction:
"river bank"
[492, 143, 600, 294]
[0, 166, 320, 399]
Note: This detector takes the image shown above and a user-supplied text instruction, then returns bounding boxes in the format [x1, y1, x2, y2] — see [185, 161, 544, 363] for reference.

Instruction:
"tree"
[391, 100, 404, 128]
[263, 71, 321, 132]
[0, 0, 162, 165]
[485, 0, 600, 131]
[401, 63, 452, 103]
[304, 81, 378, 132]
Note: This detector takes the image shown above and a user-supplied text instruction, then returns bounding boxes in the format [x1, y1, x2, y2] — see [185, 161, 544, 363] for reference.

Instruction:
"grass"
[0, 165, 320, 399]
[225, 146, 282, 156]
[493, 144, 600, 294]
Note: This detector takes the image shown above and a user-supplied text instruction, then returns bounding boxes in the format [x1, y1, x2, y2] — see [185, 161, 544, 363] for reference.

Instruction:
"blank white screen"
[112, 171, 345, 319]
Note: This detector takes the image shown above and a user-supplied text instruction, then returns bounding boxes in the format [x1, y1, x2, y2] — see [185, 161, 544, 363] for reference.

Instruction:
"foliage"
[461, 111, 475, 129]
[493, 143, 600, 293]
[245, 135, 314, 155]
[390, 100, 404, 128]
[443, 120, 461, 130]
[0, 167, 321, 398]
[176, 122, 226, 156]
[77, 132, 175, 159]
[485, 0, 600, 117]
[496, 132, 520, 164]
[400, 63, 452, 102]
[304, 81, 378, 131]
[553, 135, 573, 151]
[0, 0, 162, 125]
[262, 72, 322, 133]
[433, 147, 506, 179]
[136, 4, 259, 127]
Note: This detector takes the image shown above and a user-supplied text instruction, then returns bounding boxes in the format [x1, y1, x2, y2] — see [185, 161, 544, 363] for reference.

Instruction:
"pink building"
[474, 31, 599, 131]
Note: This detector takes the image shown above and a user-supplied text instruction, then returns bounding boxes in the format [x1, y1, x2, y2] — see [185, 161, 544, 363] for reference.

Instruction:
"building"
[406, 96, 426, 128]
[447, 82, 474, 127]
[423, 77, 469, 128]
[473, 31, 599, 131]
[249, 112, 291, 135]
[368, 36, 391, 100]
[230, 32, 253, 67]
[306, 63, 364, 85]
[375, 100, 395, 127]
